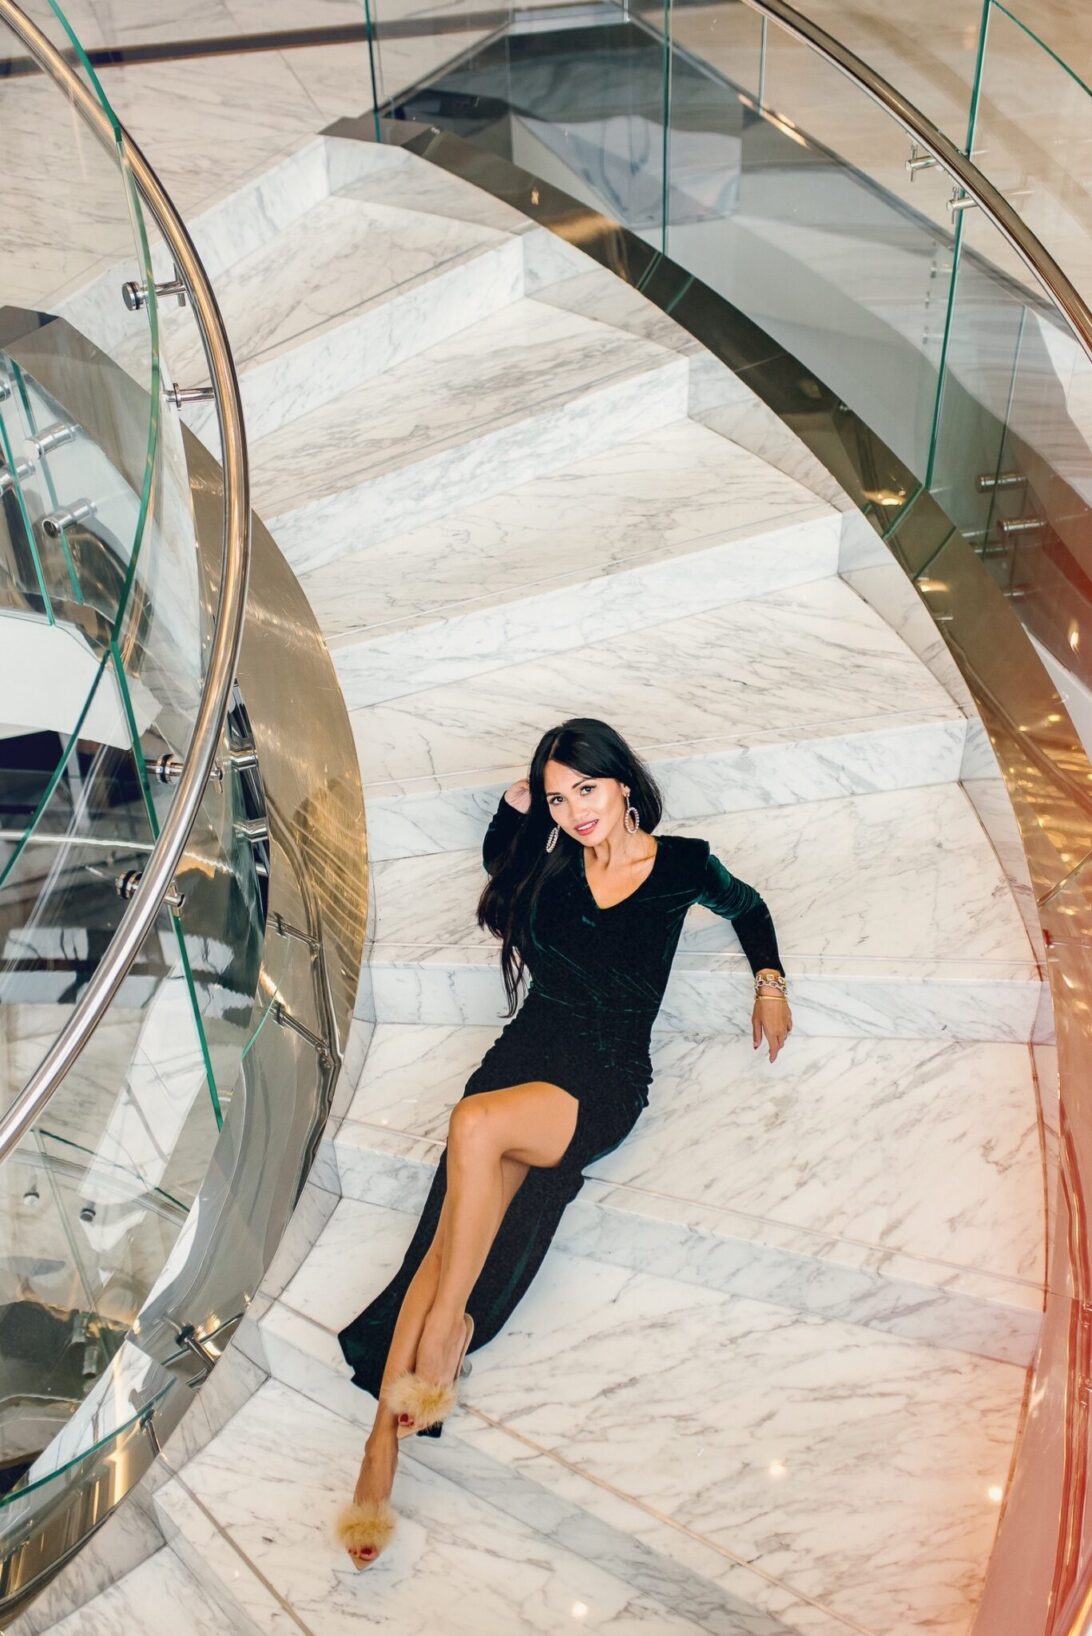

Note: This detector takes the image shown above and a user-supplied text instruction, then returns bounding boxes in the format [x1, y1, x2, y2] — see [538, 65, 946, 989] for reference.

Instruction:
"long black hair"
[477, 717, 663, 1017]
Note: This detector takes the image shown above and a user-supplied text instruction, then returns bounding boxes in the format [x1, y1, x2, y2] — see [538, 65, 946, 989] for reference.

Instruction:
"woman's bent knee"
[448, 1095, 499, 1153]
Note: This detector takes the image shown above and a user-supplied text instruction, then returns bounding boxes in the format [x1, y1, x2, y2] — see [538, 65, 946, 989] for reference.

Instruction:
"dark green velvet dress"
[338, 795, 783, 1431]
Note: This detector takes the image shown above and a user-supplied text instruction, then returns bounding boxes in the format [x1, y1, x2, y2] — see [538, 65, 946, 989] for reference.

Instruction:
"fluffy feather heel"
[385, 1312, 475, 1439]
[335, 1497, 397, 1571]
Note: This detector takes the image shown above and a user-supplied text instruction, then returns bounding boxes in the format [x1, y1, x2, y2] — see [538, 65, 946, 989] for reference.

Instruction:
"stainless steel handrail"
[0, 1, 251, 1160]
[733, 0, 1092, 366]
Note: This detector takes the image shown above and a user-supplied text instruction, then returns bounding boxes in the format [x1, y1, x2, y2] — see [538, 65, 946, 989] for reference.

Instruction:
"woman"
[336, 718, 790, 1568]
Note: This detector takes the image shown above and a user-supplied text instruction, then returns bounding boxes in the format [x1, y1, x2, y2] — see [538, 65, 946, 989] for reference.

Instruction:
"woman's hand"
[504, 777, 531, 815]
[752, 976, 792, 1063]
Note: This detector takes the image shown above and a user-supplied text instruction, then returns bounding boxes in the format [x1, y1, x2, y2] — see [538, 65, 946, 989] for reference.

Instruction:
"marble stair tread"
[328, 138, 542, 236]
[257, 1196, 1022, 1636]
[334, 1023, 1044, 1306]
[364, 713, 970, 861]
[298, 415, 838, 663]
[157, 188, 513, 385]
[158, 1376, 763, 1636]
[45, 1548, 226, 1636]
[351, 574, 964, 793]
[249, 297, 687, 528]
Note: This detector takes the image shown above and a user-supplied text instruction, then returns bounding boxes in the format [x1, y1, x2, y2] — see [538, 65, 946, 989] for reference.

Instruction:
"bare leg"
[414, 1081, 577, 1389]
[345, 1151, 529, 1562]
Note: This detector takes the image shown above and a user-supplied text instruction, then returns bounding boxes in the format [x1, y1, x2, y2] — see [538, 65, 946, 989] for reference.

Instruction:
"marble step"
[363, 781, 1041, 1042]
[299, 417, 842, 707]
[352, 572, 969, 843]
[234, 1194, 1024, 1636]
[317, 1022, 1043, 1364]
[165, 179, 517, 388]
[250, 296, 691, 573]
[43, 1549, 228, 1636]
[183, 226, 529, 449]
[164, 134, 556, 446]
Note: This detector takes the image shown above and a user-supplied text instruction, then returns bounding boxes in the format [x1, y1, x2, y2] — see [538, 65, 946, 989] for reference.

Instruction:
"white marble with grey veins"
[236, 1197, 1025, 1636]
[303, 417, 843, 704]
[160, 1374, 772, 1636]
[43, 1551, 224, 1636]
[350, 575, 964, 793]
[255, 299, 691, 572]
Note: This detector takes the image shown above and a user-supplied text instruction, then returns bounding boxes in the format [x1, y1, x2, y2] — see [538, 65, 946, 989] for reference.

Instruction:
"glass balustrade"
[0, 0, 266, 1533]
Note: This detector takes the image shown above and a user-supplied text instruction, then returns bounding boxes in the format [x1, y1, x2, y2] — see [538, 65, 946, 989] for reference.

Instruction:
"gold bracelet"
[754, 972, 788, 998]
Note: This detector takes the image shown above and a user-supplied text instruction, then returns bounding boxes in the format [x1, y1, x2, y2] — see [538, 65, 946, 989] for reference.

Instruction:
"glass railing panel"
[362, 0, 505, 127]
[642, 0, 764, 105]
[164, 707, 267, 1125]
[0, 353, 152, 637]
[764, 0, 988, 155]
[0, 650, 149, 1004]
[927, 201, 1092, 687]
[0, 895, 222, 1483]
[0, 1369, 174, 1538]
[665, 22, 954, 484]
[969, 3, 1092, 310]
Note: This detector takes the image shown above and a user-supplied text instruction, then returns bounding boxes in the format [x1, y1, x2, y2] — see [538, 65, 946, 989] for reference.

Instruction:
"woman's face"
[542, 760, 626, 845]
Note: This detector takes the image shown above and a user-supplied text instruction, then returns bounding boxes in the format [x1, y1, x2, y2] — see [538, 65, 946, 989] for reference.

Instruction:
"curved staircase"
[48, 131, 1048, 1636]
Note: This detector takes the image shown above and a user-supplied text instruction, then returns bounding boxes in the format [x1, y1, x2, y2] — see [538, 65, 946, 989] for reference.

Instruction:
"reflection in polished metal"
[272, 911, 321, 952]
[0, 0, 251, 1176]
[273, 999, 332, 1065]
[234, 817, 270, 844]
[997, 517, 1046, 538]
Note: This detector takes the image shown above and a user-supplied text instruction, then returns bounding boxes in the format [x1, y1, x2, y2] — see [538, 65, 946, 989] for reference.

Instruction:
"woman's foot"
[336, 1428, 398, 1570]
[386, 1309, 473, 1437]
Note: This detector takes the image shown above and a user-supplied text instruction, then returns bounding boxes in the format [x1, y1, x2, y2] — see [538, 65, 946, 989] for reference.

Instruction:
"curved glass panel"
[0, 1380, 173, 1533]
[969, 4, 1092, 316]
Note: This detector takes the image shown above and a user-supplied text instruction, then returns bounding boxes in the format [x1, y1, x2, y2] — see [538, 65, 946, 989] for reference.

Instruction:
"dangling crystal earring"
[545, 824, 559, 853]
[623, 788, 639, 834]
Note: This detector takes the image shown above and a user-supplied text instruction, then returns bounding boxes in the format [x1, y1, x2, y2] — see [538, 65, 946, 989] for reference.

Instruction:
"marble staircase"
[48, 131, 1048, 1636]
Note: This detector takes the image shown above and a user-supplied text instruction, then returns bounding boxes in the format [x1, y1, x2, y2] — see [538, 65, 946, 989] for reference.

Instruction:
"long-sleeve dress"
[338, 794, 783, 1432]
